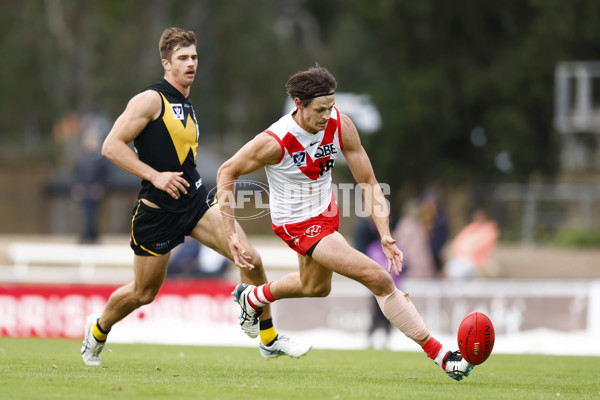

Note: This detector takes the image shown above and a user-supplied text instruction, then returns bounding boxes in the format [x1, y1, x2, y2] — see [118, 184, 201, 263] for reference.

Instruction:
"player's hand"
[228, 233, 255, 270]
[381, 235, 403, 276]
[152, 171, 190, 199]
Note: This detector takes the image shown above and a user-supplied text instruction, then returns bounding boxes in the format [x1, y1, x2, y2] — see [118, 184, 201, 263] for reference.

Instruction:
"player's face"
[299, 95, 335, 133]
[163, 45, 198, 88]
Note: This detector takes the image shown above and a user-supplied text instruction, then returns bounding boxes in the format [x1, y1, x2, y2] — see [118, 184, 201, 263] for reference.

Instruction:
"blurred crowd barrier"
[0, 277, 598, 356]
[0, 234, 599, 357]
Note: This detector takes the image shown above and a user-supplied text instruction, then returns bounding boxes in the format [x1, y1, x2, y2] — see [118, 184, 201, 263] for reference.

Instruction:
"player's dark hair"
[285, 64, 337, 107]
[159, 27, 197, 61]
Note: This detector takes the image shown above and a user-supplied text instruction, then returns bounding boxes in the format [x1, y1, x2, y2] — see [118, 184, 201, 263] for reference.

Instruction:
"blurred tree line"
[2, 0, 600, 191]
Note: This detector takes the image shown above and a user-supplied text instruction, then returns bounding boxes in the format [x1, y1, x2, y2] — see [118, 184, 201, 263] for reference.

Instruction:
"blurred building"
[482, 61, 600, 244]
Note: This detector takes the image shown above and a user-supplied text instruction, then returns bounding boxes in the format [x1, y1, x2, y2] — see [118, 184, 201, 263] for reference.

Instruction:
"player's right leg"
[82, 253, 169, 366]
[231, 244, 340, 344]
[230, 253, 330, 356]
[230, 283, 263, 338]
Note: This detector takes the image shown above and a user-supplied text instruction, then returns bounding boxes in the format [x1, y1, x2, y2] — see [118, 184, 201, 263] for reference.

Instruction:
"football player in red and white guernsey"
[217, 65, 473, 380]
[81, 27, 310, 366]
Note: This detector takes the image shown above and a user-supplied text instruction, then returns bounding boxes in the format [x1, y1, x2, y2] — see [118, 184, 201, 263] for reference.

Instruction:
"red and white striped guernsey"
[264, 107, 343, 225]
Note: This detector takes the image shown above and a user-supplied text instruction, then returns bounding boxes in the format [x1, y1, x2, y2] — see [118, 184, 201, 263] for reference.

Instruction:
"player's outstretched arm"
[340, 114, 404, 275]
[217, 132, 282, 268]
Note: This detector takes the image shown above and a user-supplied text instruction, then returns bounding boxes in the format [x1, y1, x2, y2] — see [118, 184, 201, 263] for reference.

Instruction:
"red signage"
[0, 279, 237, 338]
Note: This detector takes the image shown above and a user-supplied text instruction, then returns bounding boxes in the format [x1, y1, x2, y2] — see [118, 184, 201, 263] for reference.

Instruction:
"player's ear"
[293, 97, 302, 109]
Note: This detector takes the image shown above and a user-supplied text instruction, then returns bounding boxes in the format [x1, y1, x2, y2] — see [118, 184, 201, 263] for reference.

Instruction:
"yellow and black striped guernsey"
[134, 78, 202, 213]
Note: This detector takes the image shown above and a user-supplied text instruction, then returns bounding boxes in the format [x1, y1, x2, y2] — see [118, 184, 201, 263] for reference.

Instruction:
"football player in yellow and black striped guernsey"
[81, 27, 310, 366]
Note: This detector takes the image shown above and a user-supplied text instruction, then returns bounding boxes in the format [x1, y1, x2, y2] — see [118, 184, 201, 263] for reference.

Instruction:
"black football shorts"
[130, 185, 213, 256]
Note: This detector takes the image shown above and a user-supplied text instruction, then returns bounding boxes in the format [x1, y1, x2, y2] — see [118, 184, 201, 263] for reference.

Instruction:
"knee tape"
[375, 289, 429, 342]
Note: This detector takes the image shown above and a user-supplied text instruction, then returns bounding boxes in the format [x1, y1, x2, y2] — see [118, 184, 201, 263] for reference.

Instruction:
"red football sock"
[422, 337, 442, 359]
[247, 282, 277, 310]
[422, 337, 448, 368]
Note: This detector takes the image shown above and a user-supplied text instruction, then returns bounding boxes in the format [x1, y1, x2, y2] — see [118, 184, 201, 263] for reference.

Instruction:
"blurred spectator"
[70, 124, 110, 243]
[392, 198, 436, 279]
[354, 217, 381, 255]
[420, 189, 449, 277]
[167, 237, 230, 278]
[52, 111, 83, 172]
[444, 208, 500, 280]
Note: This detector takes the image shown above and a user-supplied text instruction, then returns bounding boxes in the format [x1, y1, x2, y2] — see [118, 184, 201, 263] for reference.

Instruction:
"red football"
[457, 311, 495, 365]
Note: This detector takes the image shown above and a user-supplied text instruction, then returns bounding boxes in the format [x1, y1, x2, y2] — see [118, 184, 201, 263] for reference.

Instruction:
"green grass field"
[1, 338, 599, 400]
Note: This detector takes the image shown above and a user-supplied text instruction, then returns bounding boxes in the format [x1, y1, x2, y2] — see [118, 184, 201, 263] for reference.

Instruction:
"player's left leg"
[191, 205, 310, 358]
[310, 232, 473, 380]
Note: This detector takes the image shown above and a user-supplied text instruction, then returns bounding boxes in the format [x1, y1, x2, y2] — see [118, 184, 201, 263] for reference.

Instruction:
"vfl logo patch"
[171, 104, 184, 120]
[305, 225, 322, 237]
[292, 151, 307, 167]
